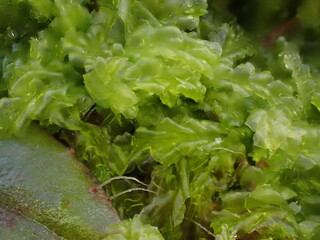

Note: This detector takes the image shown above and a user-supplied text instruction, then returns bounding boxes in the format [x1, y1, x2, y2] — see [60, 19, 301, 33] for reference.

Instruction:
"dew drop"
[7, 29, 17, 39]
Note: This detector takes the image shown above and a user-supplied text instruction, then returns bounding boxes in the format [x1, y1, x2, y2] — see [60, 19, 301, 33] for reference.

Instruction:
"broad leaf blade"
[0, 205, 62, 240]
[0, 124, 120, 239]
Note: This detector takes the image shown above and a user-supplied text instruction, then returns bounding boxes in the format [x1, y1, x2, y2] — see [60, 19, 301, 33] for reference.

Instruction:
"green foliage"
[104, 215, 164, 240]
[1, 0, 320, 239]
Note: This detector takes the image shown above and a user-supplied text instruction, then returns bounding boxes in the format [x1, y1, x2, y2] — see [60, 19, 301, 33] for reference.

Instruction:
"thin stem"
[100, 176, 148, 188]
[191, 219, 215, 237]
[110, 188, 156, 200]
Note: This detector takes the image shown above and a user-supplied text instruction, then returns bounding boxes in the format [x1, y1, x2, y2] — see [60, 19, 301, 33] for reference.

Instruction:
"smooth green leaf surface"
[0, 205, 62, 240]
[0, 124, 119, 239]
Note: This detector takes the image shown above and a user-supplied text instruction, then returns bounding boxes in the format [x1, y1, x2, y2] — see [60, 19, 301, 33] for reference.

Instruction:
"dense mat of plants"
[1, 0, 320, 239]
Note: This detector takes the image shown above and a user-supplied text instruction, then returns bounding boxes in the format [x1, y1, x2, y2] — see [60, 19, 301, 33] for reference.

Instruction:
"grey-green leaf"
[0, 124, 120, 239]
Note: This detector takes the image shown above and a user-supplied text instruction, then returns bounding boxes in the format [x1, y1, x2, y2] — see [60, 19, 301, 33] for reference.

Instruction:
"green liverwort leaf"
[134, 117, 224, 166]
[84, 57, 139, 119]
[104, 215, 164, 240]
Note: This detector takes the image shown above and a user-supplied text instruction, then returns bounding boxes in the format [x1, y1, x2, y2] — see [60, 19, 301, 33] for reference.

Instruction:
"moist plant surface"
[1, 0, 320, 239]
